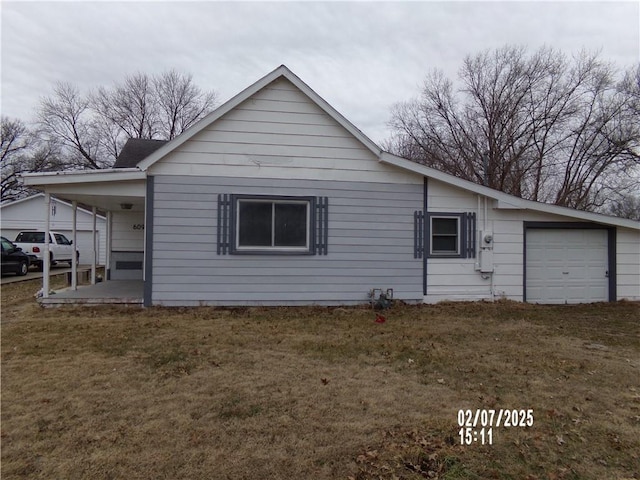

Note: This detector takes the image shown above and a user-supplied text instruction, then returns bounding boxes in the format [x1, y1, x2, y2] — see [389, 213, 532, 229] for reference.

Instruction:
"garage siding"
[617, 227, 640, 301]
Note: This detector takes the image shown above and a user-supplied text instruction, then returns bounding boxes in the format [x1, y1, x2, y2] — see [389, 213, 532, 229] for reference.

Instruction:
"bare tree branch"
[388, 45, 640, 212]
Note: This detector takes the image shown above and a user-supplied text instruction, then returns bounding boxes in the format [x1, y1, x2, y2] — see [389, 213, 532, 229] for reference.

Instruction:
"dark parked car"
[1, 236, 30, 276]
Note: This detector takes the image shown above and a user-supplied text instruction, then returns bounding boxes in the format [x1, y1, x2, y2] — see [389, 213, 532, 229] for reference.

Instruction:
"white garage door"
[526, 229, 608, 304]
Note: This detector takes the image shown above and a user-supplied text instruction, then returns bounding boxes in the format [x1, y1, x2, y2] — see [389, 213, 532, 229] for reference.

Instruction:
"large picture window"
[234, 197, 312, 253]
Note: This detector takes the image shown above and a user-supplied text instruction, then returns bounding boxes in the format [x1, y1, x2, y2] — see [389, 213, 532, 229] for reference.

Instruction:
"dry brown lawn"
[1, 279, 639, 479]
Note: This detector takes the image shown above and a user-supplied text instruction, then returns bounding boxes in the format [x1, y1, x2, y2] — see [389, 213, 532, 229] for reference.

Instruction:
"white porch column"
[42, 193, 51, 298]
[71, 200, 78, 290]
[91, 206, 97, 284]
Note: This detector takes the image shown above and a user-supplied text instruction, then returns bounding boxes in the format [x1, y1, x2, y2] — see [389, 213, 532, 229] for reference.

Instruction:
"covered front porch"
[21, 168, 149, 306]
[39, 280, 144, 306]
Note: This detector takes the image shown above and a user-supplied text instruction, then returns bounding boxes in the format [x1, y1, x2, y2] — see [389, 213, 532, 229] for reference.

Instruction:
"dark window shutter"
[414, 210, 424, 258]
[315, 197, 329, 255]
[217, 194, 231, 255]
[465, 212, 477, 258]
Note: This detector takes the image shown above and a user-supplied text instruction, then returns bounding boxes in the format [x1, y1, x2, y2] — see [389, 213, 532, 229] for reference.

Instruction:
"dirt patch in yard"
[1, 290, 639, 479]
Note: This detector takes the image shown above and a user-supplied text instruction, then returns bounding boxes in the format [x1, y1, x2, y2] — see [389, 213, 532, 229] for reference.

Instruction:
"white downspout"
[106, 211, 112, 281]
[71, 200, 78, 290]
[483, 195, 488, 232]
[484, 196, 494, 299]
[91, 206, 97, 284]
[43, 193, 50, 298]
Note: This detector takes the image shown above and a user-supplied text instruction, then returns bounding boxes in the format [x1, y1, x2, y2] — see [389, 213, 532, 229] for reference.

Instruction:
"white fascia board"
[380, 152, 505, 200]
[21, 168, 145, 186]
[513, 198, 640, 229]
[138, 65, 383, 171]
[380, 152, 640, 230]
[496, 199, 524, 209]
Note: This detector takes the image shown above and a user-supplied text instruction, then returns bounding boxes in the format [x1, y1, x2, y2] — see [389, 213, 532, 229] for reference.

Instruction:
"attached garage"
[525, 224, 613, 304]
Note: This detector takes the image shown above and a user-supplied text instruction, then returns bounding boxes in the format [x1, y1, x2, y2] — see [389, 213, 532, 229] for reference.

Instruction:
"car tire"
[17, 261, 28, 276]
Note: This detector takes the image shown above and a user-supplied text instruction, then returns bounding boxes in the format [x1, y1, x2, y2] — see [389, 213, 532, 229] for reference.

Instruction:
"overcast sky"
[1, 1, 639, 144]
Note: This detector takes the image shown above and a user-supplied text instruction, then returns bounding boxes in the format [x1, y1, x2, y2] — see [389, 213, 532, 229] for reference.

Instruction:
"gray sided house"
[22, 66, 640, 306]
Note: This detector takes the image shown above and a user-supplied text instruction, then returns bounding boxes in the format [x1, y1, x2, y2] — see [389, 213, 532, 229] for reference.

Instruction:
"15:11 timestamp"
[457, 409, 534, 445]
[459, 427, 493, 445]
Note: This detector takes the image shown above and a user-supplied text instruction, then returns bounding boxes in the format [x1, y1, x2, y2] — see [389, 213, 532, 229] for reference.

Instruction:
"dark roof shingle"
[114, 139, 168, 168]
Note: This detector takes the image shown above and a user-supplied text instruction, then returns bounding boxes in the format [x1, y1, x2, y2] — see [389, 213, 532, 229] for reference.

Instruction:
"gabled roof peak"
[136, 65, 382, 171]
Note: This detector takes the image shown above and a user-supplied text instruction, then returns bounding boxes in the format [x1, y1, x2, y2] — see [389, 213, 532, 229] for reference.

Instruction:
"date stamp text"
[457, 409, 534, 445]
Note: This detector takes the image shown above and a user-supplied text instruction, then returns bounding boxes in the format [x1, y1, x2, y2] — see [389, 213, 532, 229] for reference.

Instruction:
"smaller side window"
[427, 213, 470, 258]
[431, 216, 460, 256]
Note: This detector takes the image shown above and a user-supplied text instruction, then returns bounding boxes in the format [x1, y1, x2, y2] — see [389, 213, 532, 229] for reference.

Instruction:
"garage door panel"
[544, 247, 567, 263]
[526, 229, 608, 304]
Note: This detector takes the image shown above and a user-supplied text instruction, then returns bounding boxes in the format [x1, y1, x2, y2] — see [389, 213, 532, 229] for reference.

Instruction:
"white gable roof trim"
[381, 153, 640, 230]
[136, 65, 383, 171]
[18, 66, 638, 231]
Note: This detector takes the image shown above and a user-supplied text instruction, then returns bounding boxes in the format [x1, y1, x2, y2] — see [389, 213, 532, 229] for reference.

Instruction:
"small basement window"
[428, 213, 465, 257]
[234, 196, 312, 254]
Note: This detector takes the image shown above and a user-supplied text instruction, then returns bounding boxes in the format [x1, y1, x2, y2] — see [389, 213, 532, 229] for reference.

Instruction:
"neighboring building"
[0, 193, 106, 265]
[22, 66, 640, 306]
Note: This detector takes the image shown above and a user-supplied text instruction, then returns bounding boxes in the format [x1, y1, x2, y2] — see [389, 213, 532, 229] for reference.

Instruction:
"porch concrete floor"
[39, 280, 143, 306]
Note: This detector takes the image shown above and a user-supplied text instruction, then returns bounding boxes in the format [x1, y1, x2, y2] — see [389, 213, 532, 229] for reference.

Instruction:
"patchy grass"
[1, 285, 639, 479]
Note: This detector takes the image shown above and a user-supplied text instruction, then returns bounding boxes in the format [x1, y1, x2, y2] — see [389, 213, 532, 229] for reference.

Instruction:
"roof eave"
[380, 152, 640, 230]
[380, 152, 506, 200]
[21, 168, 146, 186]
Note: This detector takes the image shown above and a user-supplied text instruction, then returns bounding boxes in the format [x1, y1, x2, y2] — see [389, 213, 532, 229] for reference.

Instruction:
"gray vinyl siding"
[151, 175, 423, 306]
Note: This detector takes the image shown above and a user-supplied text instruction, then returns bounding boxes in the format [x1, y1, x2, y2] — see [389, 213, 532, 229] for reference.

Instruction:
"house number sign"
[133, 224, 145, 230]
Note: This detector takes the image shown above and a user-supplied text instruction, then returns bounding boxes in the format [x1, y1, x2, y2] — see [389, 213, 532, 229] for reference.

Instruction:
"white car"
[14, 231, 78, 270]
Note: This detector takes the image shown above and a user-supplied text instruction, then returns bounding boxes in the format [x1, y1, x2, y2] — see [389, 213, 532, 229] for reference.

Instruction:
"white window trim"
[235, 198, 311, 252]
[429, 215, 461, 256]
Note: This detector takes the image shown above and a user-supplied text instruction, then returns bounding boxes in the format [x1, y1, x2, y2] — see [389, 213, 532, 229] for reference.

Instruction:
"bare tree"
[1, 117, 64, 201]
[1, 117, 30, 201]
[37, 70, 218, 170]
[91, 70, 217, 141]
[92, 73, 157, 140]
[608, 194, 640, 220]
[38, 82, 106, 169]
[153, 70, 217, 139]
[388, 46, 640, 211]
